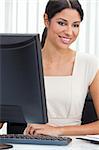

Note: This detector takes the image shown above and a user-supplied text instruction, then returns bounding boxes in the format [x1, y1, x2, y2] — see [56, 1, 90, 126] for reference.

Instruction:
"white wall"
[0, 0, 99, 57]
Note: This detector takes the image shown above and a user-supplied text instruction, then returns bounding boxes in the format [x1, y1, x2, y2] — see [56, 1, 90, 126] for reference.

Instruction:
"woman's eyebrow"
[57, 18, 67, 22]
[73, 21, 81, 24]
[57, 18, 81, 23]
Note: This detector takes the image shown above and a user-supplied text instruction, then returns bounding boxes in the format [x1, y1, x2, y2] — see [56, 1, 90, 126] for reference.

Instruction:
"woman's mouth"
[59, 36, 71, 44]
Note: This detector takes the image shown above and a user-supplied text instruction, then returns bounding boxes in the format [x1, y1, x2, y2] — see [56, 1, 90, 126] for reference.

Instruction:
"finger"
[24, 124, 46, 135]
[24, 126, 32, 135]
[23, 127, 28, 135]
[29, 127, 35, 135]
[34, 129, 47, 136]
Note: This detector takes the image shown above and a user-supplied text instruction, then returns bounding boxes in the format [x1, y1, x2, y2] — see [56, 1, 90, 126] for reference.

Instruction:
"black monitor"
[0, 33, 48, 124]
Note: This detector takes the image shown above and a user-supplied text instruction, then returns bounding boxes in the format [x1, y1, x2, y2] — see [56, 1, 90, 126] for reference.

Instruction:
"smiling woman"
[24, 0, 99, 136]
[0, 0, 99, 136]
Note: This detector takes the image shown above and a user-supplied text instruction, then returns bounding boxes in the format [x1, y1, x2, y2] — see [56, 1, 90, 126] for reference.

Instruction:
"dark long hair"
[41, 0, 84, 48]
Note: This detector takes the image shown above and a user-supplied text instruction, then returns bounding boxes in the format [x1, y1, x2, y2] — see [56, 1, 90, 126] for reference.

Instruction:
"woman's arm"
[58, 70, 99, 136]
[24, 120, 99, 136]
[89, 70, 99, 120]
[24, 71, 99, 136]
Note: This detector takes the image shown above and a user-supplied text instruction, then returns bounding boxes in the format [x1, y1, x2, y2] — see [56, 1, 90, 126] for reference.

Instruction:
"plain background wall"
[0, 0, 99, 56]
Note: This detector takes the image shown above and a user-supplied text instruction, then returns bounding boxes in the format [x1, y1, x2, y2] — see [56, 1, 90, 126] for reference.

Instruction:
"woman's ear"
[44, 13, 49, 28]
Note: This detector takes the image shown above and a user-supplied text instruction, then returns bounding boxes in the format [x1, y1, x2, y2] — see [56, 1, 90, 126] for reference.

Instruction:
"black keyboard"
[0, 134, 72, 146]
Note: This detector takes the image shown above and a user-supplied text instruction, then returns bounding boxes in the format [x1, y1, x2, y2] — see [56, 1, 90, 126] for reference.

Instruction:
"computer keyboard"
[0, 134, 72, 146]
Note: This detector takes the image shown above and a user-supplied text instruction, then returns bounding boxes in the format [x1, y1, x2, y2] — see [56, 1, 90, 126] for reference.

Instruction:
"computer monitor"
[0, 33, 48, 124]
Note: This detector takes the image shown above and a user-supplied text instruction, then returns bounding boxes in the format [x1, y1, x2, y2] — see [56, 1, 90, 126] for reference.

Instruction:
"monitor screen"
[0, 33, 48, 124]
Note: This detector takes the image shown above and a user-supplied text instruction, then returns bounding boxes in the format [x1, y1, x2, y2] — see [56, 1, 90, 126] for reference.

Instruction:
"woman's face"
[45, 8, 81, 50]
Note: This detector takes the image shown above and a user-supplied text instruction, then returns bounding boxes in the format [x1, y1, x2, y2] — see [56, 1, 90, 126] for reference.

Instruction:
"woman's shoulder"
[77, 51, 99, 66]
[76, 51, 99, 85]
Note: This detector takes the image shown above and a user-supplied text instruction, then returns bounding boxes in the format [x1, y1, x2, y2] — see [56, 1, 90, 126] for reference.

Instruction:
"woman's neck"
[42, 40, 75, 63]
[42, 41, 76, 76]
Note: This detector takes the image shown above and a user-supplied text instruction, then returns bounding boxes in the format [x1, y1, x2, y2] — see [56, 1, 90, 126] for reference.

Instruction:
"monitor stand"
[0, 144, 13, 149]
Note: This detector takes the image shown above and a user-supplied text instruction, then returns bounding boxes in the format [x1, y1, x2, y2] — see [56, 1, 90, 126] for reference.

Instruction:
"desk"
[10, 137, 99, 150]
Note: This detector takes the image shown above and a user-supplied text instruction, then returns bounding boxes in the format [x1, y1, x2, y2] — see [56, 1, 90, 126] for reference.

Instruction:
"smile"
[59, 36, 71, 44]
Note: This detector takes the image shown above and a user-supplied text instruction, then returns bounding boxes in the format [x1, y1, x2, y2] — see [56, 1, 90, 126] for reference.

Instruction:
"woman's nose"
[64, 25, 72, 36]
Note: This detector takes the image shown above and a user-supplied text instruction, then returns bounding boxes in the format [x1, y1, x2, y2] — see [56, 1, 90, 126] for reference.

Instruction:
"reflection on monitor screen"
[0, 33, 48, 124]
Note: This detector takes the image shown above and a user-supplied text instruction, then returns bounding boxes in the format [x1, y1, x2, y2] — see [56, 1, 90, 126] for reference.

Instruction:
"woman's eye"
[73, 24, 79, 28]
[57, 21, 66, 26]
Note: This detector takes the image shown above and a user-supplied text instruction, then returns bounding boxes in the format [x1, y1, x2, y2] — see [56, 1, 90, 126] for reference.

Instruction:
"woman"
[24, 0, 99, 136]
[2, 0, 99, 136]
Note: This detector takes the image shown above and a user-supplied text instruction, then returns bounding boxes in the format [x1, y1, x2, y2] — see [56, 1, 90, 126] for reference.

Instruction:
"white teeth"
[60, 36, 70, 44]
[63, 37, 70, 42]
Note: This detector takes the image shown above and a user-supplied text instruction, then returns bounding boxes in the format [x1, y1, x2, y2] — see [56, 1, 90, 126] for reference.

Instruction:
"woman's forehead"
[52, 8, 81, 22]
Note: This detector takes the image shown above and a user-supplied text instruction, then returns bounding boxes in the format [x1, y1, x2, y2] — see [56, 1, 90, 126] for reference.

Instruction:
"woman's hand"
[24, 123, 62, 136]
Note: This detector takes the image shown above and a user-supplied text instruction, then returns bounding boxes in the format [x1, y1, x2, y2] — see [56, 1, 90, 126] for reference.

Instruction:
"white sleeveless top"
[44, 52, 99, 126]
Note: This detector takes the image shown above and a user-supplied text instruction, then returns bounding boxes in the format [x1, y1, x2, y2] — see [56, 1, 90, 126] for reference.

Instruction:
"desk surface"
[10, 136, 99, 150]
